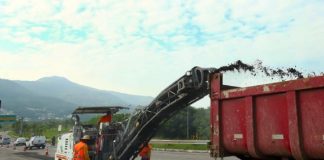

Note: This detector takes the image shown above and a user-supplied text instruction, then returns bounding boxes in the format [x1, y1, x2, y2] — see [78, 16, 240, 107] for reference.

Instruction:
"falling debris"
[215, 60, 255, 73]
[214, 60, 314, 80]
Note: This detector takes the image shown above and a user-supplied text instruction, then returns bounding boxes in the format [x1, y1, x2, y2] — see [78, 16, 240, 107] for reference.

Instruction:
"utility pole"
[19, 117, 24, 136]
[186, 107, 189, 139]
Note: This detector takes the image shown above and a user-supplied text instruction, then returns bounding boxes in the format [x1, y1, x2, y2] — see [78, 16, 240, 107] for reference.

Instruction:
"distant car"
[26, 136, 46, 149]
[14, 137, 26, 146]
[0, 137, 11, 145]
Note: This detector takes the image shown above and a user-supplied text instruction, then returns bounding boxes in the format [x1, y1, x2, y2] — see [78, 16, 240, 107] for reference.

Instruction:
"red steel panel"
[220, 76, 324, 99]
[221, 98, 248, 155]
[299, 88, 324, 159]
[255, 94, 291, 157]
[210, 74, 324, 159]
[209, 73, 222, 157]
[245, 96, 263, 158]
[286, 91, 305, 159]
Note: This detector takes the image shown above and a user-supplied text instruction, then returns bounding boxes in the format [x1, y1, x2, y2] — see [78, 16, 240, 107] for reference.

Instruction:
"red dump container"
[209, 73, 324, 160]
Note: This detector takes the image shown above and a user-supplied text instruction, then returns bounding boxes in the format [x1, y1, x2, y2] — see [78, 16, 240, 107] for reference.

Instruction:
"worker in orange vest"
[73, 135, 91, 160]
[98, 111, 112, 125]
[139, 143, 152, 160]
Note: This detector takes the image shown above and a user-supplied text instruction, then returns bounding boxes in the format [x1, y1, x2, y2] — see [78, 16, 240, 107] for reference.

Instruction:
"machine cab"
[55, 106, 128, 160]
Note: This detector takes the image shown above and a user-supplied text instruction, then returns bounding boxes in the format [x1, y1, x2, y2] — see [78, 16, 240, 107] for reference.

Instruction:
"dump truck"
[209, 73, 324, 160]
[56, 67, 324, 160]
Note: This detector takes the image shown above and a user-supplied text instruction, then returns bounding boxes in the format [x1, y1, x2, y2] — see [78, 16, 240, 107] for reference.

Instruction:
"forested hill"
[0, 76, 152, 120]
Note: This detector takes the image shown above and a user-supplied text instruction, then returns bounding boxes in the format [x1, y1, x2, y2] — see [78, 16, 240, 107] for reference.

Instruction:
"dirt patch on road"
[13, 151, 53, 160]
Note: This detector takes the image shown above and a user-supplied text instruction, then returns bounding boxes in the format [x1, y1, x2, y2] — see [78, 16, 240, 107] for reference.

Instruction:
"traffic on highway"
[0, 136, 221, 160]
[0, 131, 235, 160]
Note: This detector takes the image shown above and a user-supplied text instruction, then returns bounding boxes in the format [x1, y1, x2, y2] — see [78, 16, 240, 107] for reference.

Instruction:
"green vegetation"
[83, 108, 210, 140]
[152, 143, 208, 150]
[7, 113, 130, 139]
[6, 106, 210, 144]
[9, 119, 73, 139]
[0, 123, 12, 132]
[156, 107, 210, 140]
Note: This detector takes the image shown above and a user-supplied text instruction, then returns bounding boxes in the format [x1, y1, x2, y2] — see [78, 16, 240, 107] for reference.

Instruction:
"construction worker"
[73, 135, 91, 160]
[51, 136, 56, 146]
[98, 111, 112, 125]
[139, 143, 152, 160]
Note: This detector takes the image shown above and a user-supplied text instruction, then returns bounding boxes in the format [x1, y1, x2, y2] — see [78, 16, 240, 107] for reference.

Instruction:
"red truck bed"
[209, 73, 324, 160]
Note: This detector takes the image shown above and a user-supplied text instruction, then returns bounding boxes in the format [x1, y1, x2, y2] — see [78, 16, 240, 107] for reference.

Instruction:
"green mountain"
[0, 76, 152, 120]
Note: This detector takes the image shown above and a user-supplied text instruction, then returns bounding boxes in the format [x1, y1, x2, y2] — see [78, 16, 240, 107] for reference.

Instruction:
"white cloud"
[0, 0, 323, 108]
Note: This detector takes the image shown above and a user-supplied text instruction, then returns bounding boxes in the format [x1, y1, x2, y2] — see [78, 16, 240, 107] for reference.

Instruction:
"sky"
[0, 0, 323, 107]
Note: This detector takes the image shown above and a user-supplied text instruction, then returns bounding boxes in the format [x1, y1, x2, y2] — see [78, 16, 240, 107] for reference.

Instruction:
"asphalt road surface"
[0, 145, 53, 160]
[0, 144, 239, 160]
[1, 131, 239, 160]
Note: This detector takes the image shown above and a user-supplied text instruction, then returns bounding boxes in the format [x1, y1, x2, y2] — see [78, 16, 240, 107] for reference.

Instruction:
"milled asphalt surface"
[0, 145, 238, 160]
[0, 132, 237, 160]
[0, 145, 54, 160]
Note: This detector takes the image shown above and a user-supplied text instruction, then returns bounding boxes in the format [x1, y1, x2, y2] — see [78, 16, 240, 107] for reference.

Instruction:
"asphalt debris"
[215, 60, 309, 80]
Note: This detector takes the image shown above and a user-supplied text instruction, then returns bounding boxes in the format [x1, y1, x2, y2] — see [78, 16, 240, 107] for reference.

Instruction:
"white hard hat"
[81, 135, 90, 140]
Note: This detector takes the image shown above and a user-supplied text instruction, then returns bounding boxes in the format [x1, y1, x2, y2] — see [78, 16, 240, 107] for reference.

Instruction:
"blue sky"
[0, 0, 323, 107]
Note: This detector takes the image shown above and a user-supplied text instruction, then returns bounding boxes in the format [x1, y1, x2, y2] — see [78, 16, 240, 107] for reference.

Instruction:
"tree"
[86, 113, 130, 125]
[112, 113, 130, 122]
[155, 107, 210, 139]
[191, 108, 210, 139]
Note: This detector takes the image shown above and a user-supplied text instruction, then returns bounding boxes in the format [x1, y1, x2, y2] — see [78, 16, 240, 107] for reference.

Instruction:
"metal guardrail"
[150, 139, 209, 145]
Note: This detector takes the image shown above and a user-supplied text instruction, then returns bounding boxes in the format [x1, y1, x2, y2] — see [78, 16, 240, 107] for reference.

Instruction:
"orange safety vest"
[99, 114, 112, 123]
[139, 144, 152, 158]
[73, 141, 90, 160]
